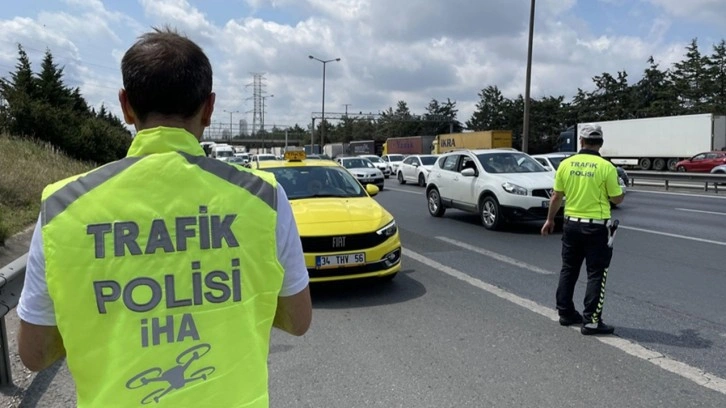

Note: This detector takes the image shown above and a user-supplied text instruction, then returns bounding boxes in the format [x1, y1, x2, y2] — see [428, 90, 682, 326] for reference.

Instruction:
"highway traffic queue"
[201, 143, 628, 282]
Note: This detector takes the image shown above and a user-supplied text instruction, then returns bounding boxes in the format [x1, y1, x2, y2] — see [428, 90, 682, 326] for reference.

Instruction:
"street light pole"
[223, 109, 239, 142]
[261, 94, 274, 152]
[522, 0, 536, 154]
[309, 55, 341, 152]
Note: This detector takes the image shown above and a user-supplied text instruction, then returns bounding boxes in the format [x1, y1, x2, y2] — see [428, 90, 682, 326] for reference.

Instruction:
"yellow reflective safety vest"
[554, 150, 623, 220]
[41, 127, 284, 407]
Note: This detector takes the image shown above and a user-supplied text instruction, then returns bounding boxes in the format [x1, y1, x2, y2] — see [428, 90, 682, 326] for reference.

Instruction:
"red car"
[675, 151, 726, 172]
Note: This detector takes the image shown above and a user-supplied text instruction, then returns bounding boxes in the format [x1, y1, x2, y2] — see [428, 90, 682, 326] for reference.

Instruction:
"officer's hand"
[541, 220, 555, 236]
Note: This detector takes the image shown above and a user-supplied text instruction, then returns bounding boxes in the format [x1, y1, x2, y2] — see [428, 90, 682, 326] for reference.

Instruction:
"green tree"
[705, 40, 726, 113]
[0, 45, 131, 164]
[423, 98, 463, 135]
[467, 86, 510, 130]
[377, 101, 420, 138]
[670, 38, 710, 112]
[633, 56, 680, 117]
[38, 50, 69, 107]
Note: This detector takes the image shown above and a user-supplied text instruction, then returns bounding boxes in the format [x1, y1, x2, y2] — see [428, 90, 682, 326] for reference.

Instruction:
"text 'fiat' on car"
[335, 156, 386, 190]
[425, 149, 563, 230]
[256, 150, 402, 282]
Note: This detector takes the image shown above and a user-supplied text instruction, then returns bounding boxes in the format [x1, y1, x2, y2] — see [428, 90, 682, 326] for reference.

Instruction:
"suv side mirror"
[461, 168, 477, 177]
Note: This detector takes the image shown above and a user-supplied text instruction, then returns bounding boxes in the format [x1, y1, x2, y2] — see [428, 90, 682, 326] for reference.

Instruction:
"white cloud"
[0, 1, 722, 133]
[648, 0, 726, 25]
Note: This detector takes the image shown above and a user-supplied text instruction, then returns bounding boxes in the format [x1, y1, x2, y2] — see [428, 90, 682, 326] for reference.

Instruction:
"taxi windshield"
[262, 166, 368, 200]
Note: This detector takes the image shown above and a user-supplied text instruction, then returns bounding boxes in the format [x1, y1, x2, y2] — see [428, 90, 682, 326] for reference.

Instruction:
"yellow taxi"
[255, 149, 402, 282]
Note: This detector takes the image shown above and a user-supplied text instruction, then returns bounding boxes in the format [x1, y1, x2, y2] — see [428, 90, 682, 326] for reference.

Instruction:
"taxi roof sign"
[284, 150, 306, 161]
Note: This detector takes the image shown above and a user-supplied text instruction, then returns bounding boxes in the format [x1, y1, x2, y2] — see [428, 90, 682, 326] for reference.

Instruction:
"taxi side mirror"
[366, 184, 380, 197]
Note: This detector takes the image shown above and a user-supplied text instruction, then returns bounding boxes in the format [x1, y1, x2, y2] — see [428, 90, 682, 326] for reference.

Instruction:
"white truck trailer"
[323, 142, 347, 159]
[571, 114, 726, 171]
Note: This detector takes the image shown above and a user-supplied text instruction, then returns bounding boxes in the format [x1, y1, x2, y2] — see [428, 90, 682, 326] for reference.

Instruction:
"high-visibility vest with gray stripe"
[41, 126, 283, 408]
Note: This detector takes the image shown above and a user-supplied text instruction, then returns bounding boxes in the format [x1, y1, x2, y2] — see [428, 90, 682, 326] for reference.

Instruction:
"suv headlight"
[502, 182, 527, 195]
[376, 220, 397, 237]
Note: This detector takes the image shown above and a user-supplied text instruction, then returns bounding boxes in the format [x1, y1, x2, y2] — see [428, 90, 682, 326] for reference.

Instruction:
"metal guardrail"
[627, 170, 726, 192]
[0, 252, 27, 387]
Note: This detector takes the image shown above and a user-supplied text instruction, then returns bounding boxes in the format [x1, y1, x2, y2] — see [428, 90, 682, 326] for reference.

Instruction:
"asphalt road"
[2, 180, 726, 407]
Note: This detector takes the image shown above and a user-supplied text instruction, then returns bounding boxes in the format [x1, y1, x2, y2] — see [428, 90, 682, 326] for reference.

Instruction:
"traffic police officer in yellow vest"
[17, 27, 312, 407]
[541, 124, 624, 335]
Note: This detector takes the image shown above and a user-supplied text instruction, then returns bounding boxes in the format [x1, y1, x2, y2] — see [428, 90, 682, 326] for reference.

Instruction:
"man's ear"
[118, 89, 136, 125]
[201, 93, 215, 127]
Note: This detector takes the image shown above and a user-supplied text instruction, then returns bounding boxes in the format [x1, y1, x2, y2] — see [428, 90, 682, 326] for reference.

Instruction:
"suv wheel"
[480, 196, 503, 230]
[398, 171, 406, 184]
[427, 188, 445, 217]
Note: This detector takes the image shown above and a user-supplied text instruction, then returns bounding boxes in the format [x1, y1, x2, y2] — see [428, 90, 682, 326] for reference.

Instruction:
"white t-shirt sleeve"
[17, 215, 57, 326]
[275, 184, 310, 297]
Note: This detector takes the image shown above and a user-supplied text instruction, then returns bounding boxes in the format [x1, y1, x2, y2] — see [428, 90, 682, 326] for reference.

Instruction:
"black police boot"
[581, 321, 615, 335]
[558, 312, 583, 326]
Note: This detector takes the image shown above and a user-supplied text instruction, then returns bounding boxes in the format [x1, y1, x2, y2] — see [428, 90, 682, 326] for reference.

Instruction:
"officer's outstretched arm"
[18, 320, 66, 371]
[274, 285, 312, 336]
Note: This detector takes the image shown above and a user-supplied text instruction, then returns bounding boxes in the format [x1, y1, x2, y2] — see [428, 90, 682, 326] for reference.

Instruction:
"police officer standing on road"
[17, 27, 312, 407]
[541, 124, 624, 335]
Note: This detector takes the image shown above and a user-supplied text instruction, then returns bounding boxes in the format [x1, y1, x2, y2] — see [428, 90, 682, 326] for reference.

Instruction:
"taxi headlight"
[502, 182, 527, 195]
[376, 220, 397, 237]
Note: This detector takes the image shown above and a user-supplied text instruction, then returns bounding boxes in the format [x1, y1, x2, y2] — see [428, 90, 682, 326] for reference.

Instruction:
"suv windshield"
[388, 155, 404, 162]
[477, 152, 547, 173]
[262, 166, 367, 200]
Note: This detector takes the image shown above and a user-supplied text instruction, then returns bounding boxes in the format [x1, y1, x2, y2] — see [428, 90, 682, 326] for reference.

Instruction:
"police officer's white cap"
[579, 124, 603, 140]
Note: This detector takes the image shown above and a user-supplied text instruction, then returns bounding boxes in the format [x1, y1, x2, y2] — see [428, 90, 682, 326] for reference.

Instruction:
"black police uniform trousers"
[556, 220, 613, 324]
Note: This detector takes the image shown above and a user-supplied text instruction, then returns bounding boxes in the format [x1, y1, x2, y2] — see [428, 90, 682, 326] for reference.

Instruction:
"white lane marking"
[403, 248, 726, 396]
[436, 236, 555, 275]
[675, 208, 726, 216]
[620, 226, 726, 247]
[629, 189, 726, 200]
[385, 187, 423, 195]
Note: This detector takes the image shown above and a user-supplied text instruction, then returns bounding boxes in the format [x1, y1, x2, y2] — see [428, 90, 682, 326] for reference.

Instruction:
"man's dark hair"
[582, 138, 604, 148]
[121, 26, 212, 122]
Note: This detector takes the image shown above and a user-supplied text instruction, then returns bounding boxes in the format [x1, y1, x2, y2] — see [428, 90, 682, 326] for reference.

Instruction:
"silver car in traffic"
[336, 157, 385, 190]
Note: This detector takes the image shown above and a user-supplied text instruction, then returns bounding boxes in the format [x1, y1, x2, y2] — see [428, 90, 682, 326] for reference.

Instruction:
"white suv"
[425, 149, 562, 230]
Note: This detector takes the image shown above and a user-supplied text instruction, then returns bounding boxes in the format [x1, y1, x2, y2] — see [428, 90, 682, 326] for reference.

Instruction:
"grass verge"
[0, 134, 95, 245]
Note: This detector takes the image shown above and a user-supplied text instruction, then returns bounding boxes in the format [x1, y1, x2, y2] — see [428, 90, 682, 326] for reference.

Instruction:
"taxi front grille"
[300, 232, 388, 252]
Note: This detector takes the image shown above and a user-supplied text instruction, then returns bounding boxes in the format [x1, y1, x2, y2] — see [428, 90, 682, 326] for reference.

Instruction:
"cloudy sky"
[0, 0, 724, 134]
